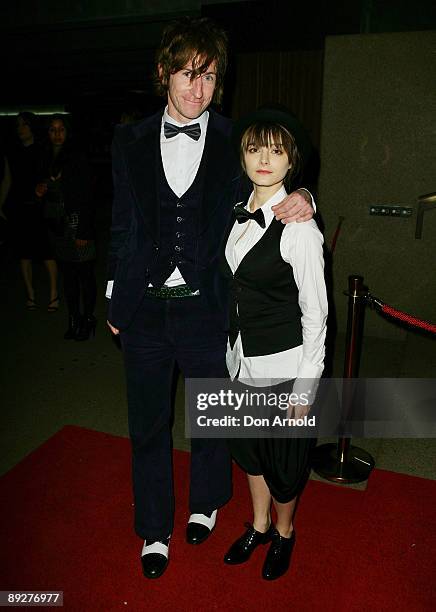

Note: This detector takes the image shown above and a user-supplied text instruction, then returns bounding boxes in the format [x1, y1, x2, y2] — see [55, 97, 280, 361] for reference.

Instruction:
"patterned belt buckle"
[146, 285, 200, 299]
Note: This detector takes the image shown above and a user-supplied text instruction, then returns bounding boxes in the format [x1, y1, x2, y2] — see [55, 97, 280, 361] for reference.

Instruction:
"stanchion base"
[311, 443, 375, 484]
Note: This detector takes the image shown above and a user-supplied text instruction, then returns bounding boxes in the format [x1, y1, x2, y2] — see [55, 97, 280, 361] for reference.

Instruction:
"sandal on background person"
[26, 297, 37, 310]
[47, 296, 59, 312]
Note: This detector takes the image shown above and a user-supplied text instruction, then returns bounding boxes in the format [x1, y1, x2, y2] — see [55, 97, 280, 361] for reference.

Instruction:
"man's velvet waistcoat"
[149, 146, 207, 290]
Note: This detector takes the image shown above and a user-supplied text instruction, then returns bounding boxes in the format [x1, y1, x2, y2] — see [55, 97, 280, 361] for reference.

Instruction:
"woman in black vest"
[222, 107, 328, 580]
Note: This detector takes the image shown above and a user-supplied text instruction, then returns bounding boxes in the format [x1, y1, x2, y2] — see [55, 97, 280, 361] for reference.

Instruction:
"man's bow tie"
[234, 204, 266, 228]
[164, 121, 201, 141]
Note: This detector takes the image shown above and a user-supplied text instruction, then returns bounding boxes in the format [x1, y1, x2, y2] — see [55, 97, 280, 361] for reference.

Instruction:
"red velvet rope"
[380, 303, 436, 334]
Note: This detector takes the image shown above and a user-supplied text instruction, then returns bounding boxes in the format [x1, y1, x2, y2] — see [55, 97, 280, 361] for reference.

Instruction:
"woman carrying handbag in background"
[36, 114, 97, 340]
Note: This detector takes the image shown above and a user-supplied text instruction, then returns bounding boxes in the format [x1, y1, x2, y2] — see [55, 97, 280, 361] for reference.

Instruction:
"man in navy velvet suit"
[106, 17, 313, 579]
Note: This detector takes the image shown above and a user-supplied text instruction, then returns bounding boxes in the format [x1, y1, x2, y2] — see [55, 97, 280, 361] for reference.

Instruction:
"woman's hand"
[272, 189, 314, 223]
[35, 182, 48, 198]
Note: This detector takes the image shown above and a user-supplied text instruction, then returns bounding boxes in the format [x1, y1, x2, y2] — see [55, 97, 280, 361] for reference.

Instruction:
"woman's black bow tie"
[234, 204, 266, 228]
[164, 121, 201, 141]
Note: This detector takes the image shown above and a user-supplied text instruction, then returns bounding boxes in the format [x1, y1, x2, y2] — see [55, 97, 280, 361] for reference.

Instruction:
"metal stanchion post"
[312, 275, 375, 483]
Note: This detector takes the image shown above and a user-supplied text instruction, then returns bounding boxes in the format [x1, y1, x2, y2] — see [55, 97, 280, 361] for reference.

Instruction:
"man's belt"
[146, 284, 200, 299]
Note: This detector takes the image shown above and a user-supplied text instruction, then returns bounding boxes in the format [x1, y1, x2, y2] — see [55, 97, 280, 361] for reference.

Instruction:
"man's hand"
[272, 188, 314, 224]
[287, 403, 311, 420]
[107, 320, 120, 335]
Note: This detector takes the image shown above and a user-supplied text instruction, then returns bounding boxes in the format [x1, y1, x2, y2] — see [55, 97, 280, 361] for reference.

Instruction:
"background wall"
[318, 30, 436, 340]
[231, 50, 324, 148]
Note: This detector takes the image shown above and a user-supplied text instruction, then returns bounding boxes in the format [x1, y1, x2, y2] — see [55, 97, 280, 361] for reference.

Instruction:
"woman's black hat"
[232, 104, 312, 169]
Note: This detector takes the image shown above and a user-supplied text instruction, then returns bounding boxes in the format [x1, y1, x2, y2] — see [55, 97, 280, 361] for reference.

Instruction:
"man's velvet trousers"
[120, 293, 232, 541]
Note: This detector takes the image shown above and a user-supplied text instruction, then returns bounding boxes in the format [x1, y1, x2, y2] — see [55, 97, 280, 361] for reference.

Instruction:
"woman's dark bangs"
[242, 123, 285, 150]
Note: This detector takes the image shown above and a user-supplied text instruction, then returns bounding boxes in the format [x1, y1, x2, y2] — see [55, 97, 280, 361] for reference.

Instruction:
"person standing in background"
[7, 112, 58, 310]
[36, 115, 97, 340]
[0, 145, 11, 251]
[0, 149, 11, 219]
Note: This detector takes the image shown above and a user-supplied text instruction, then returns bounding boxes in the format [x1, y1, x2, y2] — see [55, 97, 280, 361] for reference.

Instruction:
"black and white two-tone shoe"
[186, 510, 217, 545]
[141, 536, 170, 579]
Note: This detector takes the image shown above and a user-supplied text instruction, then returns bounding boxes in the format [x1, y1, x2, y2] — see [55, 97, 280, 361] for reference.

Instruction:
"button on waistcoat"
[148, 152, 207, 289]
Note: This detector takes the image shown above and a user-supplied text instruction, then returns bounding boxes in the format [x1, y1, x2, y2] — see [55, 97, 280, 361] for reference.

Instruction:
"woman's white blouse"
[225, 186, 328, 400]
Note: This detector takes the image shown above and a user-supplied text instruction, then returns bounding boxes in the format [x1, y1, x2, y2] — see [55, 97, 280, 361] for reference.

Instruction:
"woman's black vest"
[221, 215, 303, 357]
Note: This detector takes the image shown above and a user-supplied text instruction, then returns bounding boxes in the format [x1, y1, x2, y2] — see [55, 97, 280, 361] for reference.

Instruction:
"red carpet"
[0, 426, 434, 611]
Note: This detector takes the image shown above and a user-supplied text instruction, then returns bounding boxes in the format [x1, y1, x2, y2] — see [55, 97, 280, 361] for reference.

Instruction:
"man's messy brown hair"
[155, 17, 228, 104]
